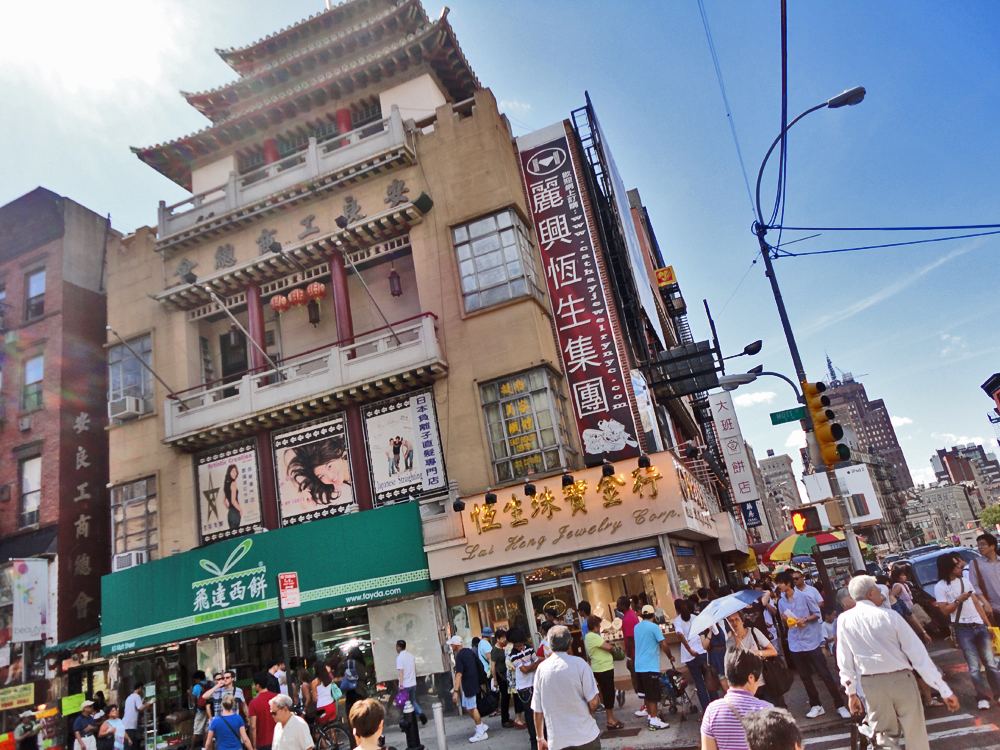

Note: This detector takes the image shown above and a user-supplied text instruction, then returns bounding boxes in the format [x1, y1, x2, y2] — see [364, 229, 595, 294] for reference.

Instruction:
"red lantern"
[306, 281, 327, 302]
[288, 288, 308, 308]
[269, 294, 290, 314]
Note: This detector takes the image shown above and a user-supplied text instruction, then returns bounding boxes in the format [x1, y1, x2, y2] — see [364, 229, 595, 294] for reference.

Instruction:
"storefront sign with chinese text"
[517, 124, 641, 462]
[709, 392, 760, 504]
[0, 683, 34, 710]
[426, 450, 717, 579]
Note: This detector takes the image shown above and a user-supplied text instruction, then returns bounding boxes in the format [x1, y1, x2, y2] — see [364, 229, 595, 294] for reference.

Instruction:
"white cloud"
[785, 429, 806, 450]
[931, 432, 984, 447]
[939, 333, 967, 358]
[499, 99, 532, 113]
[733, 391, 776, 408]
[911, 467, 937, 486]
[890, 416, 913, 428]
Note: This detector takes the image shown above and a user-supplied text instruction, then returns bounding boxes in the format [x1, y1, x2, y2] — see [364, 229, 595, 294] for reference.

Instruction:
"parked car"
[897, 546, 979, 638]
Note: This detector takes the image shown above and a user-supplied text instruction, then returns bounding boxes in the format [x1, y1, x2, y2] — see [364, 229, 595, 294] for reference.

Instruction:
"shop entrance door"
[524, 579, 580, 647]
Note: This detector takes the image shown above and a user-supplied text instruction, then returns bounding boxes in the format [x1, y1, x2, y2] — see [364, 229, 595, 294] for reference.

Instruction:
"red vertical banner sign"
[518, 124, 641, 462]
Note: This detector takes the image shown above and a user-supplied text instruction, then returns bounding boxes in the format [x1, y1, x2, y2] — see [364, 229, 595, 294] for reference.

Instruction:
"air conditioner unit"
[18, 416, 31, 432]
[108, 396, 145, 421]
[113, 549, 147, 572]
[4, 330, 16, 345]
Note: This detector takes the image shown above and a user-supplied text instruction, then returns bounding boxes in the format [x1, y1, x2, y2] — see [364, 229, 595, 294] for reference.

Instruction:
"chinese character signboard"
[363, 390, 446, 506]
[273, 414, 356, 525]
[517, 124, 641, 462]
[709, 391, 760, 505]
[0, 684, 34, 711]
[739, 500, 763, 529]
[196, 440, 264, 544]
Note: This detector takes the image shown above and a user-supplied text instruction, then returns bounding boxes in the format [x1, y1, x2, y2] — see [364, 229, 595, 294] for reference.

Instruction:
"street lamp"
[723, 340, 763, 361]
[718, 370, 802, 401]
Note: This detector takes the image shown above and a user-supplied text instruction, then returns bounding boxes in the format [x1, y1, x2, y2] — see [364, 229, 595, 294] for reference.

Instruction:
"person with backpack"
[337, 648, 369, 722]
[191, 671, 213, 749]
[205, 695, 253, 750]
[449, 635, 488, 742]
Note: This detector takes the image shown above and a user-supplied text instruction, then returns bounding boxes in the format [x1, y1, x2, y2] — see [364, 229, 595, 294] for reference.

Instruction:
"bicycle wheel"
[329, 727, 351, 750]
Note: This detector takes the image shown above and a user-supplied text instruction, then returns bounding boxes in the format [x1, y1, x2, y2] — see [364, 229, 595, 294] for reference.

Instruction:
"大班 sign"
[709, 391, 760, 505]
[196, 440, 263, 543]
[517, 124, 641, 462]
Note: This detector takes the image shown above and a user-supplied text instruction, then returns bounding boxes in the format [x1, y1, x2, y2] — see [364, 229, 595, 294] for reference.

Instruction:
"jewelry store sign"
[426, 450, 717, 579]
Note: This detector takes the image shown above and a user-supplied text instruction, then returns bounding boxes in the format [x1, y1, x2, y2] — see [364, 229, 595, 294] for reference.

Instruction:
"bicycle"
[312, 714, 351, 750]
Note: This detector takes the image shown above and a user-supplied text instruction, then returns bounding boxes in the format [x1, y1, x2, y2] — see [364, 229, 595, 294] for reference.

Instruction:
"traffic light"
[789, 506, 822, 533]
[802, 380, 851, 466]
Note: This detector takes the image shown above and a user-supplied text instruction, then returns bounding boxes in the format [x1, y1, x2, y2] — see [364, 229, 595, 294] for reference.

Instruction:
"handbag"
[704, 663, 722, 694]
[330, 681, 343, 702]
[611, 645, 626, 661]
[752, 626, 793, 696]
[910, 602, 932, 626]
[946, 580, 966, 650]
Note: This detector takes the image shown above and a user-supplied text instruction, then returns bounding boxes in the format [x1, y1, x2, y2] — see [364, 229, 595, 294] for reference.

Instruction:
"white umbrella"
[685, 590, 765, 637]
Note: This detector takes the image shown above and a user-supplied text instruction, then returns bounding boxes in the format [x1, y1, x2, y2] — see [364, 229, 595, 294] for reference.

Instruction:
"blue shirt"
[580, 618, 589, 638]
[777, 588, 822, 652]
[209, 715, 245, 750]
[633, 619, 664, 673]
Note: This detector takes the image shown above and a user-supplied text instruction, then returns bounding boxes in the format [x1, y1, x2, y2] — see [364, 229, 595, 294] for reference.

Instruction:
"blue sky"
[3, 0, 998, 488]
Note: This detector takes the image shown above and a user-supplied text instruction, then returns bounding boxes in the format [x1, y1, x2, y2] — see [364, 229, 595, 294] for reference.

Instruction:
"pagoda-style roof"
[133, 4, 479, 190]
[188, 0, 430, 124]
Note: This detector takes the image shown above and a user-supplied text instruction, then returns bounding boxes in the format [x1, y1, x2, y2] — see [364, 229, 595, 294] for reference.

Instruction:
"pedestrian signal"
[802, 380, 850, 466]
[790, 506, 822, 533]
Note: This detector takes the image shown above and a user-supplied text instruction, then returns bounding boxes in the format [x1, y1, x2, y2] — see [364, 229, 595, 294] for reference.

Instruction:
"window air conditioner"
[108, 396, 144, 421]
[113, 549, 147, 572]
[18, 416, 31, 432]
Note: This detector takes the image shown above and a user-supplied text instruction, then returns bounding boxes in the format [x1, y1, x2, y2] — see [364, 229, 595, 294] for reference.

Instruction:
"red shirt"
[621, 609, 639, 637]
[247, 690, 278, 748]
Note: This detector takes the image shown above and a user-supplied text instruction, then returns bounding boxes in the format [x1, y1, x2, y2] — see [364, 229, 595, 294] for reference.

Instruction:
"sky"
[2, 0, 999, 493]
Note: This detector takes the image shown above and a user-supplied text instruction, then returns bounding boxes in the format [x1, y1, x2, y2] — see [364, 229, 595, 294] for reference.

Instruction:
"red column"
[330, 247, 354, 344]
[256, 429, 281, 530]
[245, 284, 268, 374]
[336, 108, 353, 146]
[264, 139, 280, 164]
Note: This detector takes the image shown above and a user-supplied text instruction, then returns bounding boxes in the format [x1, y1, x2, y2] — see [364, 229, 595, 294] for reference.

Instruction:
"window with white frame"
[19, 457, 41, 528]
[108, 335, 153, 413]
[22, 354, 43, 411]
[480, 368, 574, 483]
[111, 477, 158, 559]
[24, 269, 45, 321]
[453, 209, 542, 313]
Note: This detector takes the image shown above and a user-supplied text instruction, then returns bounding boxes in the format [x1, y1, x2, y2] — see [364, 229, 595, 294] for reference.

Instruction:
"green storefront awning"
[101, 502, 432, 655]
[44, 628, 102, 655]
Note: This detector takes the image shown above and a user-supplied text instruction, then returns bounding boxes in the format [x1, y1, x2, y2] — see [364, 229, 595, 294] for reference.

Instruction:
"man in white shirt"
[531, 626, 600, 750]
[934, 551, 1000, 709]
[838, 575, 958, 750]
[395, 640, 426, 725]
[122, 683, 151, 748]
[792, 570, 823, 607]
[269, 695, 313, 750]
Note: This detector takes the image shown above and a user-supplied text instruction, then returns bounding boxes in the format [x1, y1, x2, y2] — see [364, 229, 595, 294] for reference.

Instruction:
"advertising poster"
[516, 124, 641, 463]
[11, 559, 47, 642]
[196, 440, 263, 544]
[273, 413, 356, 525]
[448, 604, 472, 648]
[363, 391, 446, 506]
[367, 596, 444, 681]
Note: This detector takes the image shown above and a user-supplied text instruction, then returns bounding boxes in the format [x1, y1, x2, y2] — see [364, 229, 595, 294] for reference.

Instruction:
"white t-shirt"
[531, 653, 599, 750]
[273, 715, 313, 750]
[122, 693, 143, 731]
[510, 645, 538, 691]
[798, 584, 824, 607]
[396, 649, 417, 688]
[935, 577, 983, 625]
[672, 615, 706, 662]
[822, 621, 836, 644]
[274, 669, 288, 696]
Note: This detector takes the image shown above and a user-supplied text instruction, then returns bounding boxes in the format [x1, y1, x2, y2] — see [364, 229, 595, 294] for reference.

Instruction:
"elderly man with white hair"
[836, 575, 958, 750]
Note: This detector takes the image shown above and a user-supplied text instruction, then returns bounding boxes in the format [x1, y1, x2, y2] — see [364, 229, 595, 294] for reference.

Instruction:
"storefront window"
[474, 596, 527, 636]
[523, 565, 573, 585]
[673, 543, 710, 597]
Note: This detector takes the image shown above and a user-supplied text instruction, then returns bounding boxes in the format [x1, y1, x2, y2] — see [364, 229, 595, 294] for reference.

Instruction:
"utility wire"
[779, 229, 1000, 257]
[719, 250, 762, 313]
[697, 0, 756, 218]
[773, 223, 1000, 232]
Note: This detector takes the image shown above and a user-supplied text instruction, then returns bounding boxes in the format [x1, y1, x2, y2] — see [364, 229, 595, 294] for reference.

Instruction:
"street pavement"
[380, 641, 1000, 750]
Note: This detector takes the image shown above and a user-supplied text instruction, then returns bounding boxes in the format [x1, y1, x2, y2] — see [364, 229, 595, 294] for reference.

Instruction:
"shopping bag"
[989, 626, 1000, 656]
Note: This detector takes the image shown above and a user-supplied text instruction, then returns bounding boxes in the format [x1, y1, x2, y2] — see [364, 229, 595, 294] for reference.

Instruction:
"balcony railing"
[158, 106, 410, 241]
[164, 314, 445, 445]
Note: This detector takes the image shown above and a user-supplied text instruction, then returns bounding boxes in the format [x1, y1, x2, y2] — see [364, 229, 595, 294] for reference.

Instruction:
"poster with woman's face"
[363, 395, 421, 506]
[449, 605, 472, 648]
[196, 440, 262, 544]
[273, 413, 357, 525]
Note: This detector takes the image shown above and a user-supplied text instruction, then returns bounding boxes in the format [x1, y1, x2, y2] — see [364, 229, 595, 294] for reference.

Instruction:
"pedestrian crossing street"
[804, 712, 1000, 750]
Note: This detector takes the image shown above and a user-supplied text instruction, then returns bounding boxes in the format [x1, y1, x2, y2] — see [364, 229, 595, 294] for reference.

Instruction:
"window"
[19, 457, 41, 528]
[111, 477, 158, 558]
[22, 355, 43, 411]
[0, 286, 6, 329]
[25, 269, 45, 321]
[453, 209, 542, 313]
[480, 368, 573, 482]
[108, 335, 153, 413]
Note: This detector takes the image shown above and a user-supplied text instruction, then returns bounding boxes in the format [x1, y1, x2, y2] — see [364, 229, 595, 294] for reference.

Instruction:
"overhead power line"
[779, 228, 1000, 257]
[773, 223, 1000, 232]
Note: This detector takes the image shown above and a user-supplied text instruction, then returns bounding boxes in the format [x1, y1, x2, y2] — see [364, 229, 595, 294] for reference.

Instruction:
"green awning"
[44, 628, 101, 655]
[100, 502, 432, 656]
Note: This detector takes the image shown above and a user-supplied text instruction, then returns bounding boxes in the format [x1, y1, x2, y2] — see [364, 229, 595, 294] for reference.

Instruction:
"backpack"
[341, 660, 359, 692]
[474, 650, 489, 687]
[194, 681, 212, 709]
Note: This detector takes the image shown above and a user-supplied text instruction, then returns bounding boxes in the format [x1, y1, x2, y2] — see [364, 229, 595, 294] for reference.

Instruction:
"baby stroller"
[658, 653, 699, 721]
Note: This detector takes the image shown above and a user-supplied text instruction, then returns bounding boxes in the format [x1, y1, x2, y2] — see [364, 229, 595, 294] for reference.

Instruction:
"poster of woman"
[196, 441, 263, 543]
[273, 413, 357, 525]
[363, 395, 421, 506]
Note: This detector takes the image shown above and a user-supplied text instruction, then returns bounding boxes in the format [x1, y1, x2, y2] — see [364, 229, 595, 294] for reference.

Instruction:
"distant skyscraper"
[759, 450, 802, 534]
[822, 361, 914, 491]
[931, 444, 1000, 507]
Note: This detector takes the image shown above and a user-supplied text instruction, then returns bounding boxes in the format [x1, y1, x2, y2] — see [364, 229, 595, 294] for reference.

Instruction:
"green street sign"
[770, 406, 806, 425]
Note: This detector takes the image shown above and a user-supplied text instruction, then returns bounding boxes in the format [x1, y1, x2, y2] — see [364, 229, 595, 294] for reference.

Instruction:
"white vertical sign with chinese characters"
[709, 391, 760, 505]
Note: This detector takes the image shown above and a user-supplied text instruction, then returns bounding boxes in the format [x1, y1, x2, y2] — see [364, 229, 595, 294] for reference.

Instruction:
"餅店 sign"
[425, 450, 717, 579]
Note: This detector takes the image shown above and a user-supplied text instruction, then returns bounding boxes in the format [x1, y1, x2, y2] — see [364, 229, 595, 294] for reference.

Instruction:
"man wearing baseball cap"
[73, 701, 99, 750]
[634, 605, 670, 731]
[15, 711, 39, 750]
[449, 635, 488, 742]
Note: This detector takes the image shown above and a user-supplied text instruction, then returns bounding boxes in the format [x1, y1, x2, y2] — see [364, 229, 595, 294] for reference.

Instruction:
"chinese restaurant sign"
[101, 502, 431, 655]
[709, 391, 760, 505]
[425, 449, 716, 579]
[363, 390, 446, 506]
[517, 123, 641, 462]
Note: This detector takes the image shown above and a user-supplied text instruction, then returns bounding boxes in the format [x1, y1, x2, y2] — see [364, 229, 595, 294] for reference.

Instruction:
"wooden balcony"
[164, 314, 446, 450]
